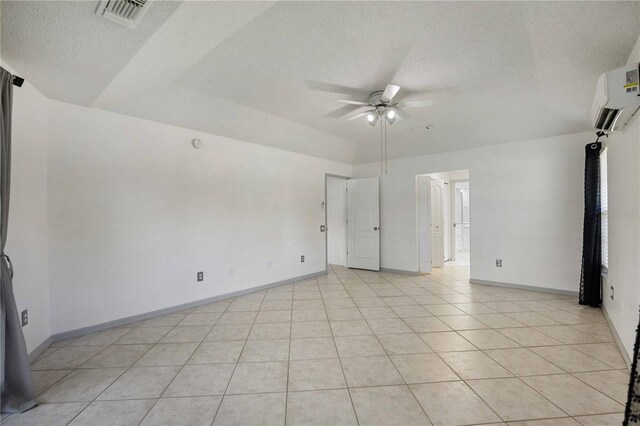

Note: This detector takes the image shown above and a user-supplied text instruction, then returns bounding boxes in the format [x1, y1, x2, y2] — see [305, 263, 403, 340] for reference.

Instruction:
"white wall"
[326, 176, 347, 266]
[1, 61, 52, 353]
[353, 132, 589, 293]
[47, 101, 350, 334]
[603, 34, 640, 361]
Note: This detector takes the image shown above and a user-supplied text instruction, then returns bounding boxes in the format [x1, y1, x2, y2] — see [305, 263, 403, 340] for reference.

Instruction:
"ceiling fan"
[335, 84, 434, 126]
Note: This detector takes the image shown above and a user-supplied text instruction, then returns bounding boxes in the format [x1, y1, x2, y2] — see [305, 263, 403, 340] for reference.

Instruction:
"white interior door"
[431, 178, 445, 267]
[347, 177, 380, 271]
[418, 176, 432, 273]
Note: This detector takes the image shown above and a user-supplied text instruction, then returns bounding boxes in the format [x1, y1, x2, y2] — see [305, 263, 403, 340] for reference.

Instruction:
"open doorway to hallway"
[417, 169, 470, 273]
[325, 175, 348, 268]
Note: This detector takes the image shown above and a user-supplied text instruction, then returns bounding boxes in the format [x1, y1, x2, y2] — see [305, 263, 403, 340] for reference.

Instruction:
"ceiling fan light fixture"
[385, 109, 397, 125]
[367, 112, 379, 126]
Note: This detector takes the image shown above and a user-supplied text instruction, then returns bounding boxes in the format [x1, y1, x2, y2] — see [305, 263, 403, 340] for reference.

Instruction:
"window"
[600, 147, 608, 269]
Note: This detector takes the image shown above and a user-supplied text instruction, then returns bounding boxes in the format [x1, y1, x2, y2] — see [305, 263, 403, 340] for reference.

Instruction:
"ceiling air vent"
[96, 0, 151, 29]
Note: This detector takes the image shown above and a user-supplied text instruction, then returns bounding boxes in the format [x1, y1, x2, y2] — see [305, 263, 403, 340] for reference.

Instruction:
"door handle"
[374, 227, 379, 231]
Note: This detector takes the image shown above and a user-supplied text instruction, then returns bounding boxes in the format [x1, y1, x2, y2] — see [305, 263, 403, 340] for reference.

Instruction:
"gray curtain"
[0, 67, 36, 413]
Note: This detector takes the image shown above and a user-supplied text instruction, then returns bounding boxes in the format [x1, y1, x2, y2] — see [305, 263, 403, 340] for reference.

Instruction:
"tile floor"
[3, 264, 629, 425]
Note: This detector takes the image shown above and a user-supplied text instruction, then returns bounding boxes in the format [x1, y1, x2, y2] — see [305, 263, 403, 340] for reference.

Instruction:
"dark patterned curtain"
[625, 314, 640, 424]
[579, 141, 602, 307]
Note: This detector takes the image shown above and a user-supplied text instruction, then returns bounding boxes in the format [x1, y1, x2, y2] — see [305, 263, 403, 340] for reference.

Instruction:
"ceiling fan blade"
[347, 110, 373, 121]
[305, 80, 364, 97]
[398, 99, 434, 108]
[336, 99, 369, 106]
[324, 104, 363, 118]
[381, 84, 401, 103]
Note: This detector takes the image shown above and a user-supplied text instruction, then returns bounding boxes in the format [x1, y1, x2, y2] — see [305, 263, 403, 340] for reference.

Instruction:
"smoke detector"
[96, 0, 151, 29]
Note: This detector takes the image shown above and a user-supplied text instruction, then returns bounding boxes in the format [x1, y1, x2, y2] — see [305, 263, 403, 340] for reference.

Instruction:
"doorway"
[326, 175, 348, 268]
[325, 175, 380, 271]
[418, 169, 470, 273]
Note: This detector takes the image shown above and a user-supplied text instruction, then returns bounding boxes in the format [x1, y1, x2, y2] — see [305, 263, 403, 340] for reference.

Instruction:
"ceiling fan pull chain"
[380, 116, 383, 175]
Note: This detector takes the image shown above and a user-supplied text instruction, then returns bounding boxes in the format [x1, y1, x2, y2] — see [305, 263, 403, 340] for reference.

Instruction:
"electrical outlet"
[496, 259, 502, 267]
[610, 285, 614, 300]
[21, 310, 28, 327]
[301, 255, 305, 263]
[197, 272, 204, 282]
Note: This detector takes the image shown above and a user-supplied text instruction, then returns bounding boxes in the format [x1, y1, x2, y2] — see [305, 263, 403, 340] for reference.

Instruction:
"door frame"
[450, 178, 470, 263]
[324, 174, 350, 272]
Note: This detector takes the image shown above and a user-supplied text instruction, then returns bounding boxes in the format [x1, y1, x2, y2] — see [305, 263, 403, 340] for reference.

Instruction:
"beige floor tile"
[439, 315, 489, 331]
[240, 338, 290, 362]
[573, 413, 624, 425]
[537, 310, 591, 325]
[534, 326, 603, 344]
[327, 307, 364, 320]
[458, 329, 521, 349]
[529, 346, 611, 373]
[341, 356, 404, 387]
[485, 348, 563, 376]
[570, 343, 627, 369]
[193, 300, 231, 313]
[521, 374, 623, 416]
[405, 316, 452, 333]
[330, 320, 373, 336]
[292, 309, 327, 322]
[378, 333, 432, 355]
[349, 385, 431, 426]
[69, 399, 156, 426]
[248, 323, 290, 340]
[71, 328, 133, 346]
[367, 318, 413, 335]
[572, 370, 629, 404]
[80, 345, 151, 369]
[31, 370, 73, 395]
[205, 324, 251, 342]
[134, 343, 198, 367]
[473, 313, 527, 328]
[293, 299, 325, 311]
[507, 418, 579, 425]
[139, 314, 187, 327]
[334, 335, 386, 357]
[440, 351, 512, 379]
[391, 305, 432, 318]
[214, 393, 286, 426]
[287, 389, 358, 426]
[291, 321, 332, 338]
[226, 361, 288, 394]
[353, 297, 387, 308]
[391, 353, 459, 383]
[410, 381, 501, 426]
[31, 346, 106, 370]
[288, 358, 346, 391]
[497, 327, 563, 347]
[115, 327, 172, 345]
[188, 341, 244, 364]
[467, 378, 566, 421]
[179, 312, 223, 326]
[254, 310, 291, 324]
[160, 326, 211, 343]
[324, 298, 357, 309]
[163, 363, 235, 397]
[419, 331, 477, 352]
[218, 311, 257, 325]
[505, 313, 560, 327]
[359, 307, 399, 320]
[38, 368, 125, 402]
[140, 396, 221, 426]
[98, 366, 181, 400]
[424, 304, 466, 316]
[290, 337, 338, 360]
[570, 323, 615, 342]
[2, 402, 89, 426]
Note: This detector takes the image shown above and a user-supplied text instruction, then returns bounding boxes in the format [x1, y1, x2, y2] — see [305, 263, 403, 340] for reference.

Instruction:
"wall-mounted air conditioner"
[591, 62, 640, 132]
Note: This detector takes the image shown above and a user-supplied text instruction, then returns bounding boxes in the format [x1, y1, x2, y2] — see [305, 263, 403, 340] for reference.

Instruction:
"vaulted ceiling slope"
[2, 1, 639, 164]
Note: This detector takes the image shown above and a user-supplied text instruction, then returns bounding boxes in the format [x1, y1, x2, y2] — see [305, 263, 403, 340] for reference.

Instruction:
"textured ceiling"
[2, 1, 639, 164]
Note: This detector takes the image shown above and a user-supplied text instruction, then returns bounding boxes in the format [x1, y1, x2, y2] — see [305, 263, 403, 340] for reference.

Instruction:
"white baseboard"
[469, 278, 579, 297]
[601, 305, 632, 370]
[48, 270, 327, 344]
[28, 336, 53, 363]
